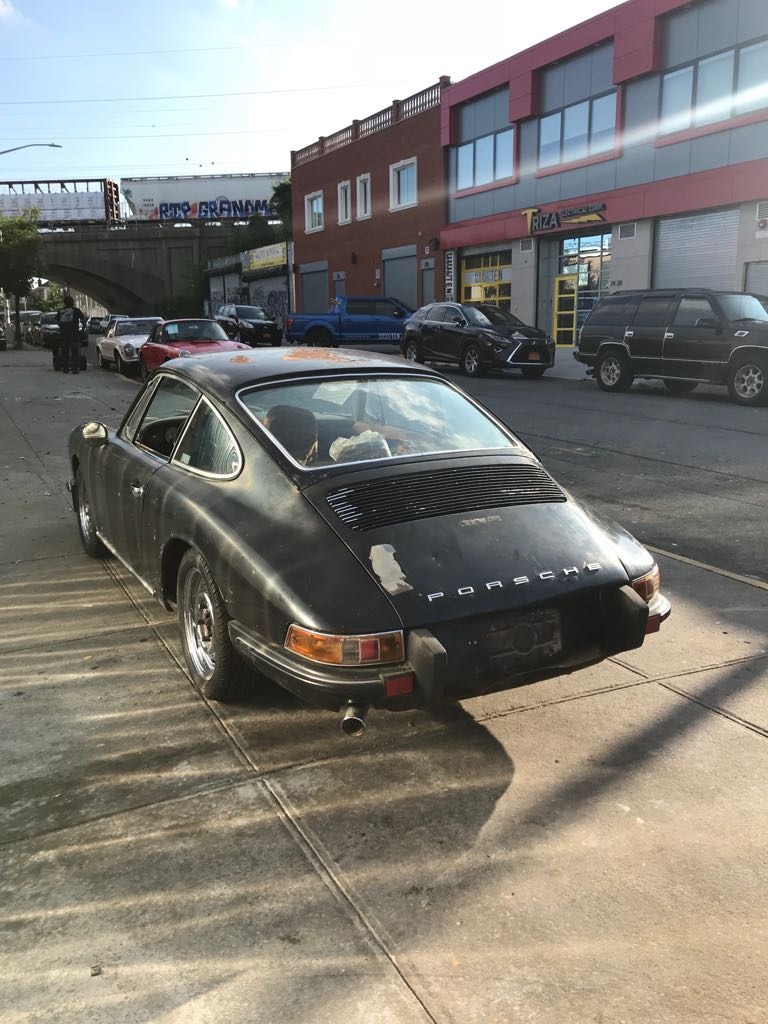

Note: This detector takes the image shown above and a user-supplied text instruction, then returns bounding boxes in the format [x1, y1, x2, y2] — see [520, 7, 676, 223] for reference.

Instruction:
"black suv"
[401, 302, 555, 377]
[575, 289, 768, 406]
[215, 304, 282, 347]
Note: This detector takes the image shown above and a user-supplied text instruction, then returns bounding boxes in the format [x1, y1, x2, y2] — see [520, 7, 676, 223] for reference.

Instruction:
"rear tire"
[663, 379, 698, 395]
[521, 366, 546, 379]
[404, 339, 424, 364]
[74, 469, 108, 559]
[461, 343, 482, 377]
[177, 549, 249, 701]
[727, 357, 768, 406]
[595, 350, 633, 392]
[306, 328, 333, 348]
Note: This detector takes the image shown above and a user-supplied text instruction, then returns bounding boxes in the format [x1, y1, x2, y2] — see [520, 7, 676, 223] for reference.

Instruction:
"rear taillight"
[285, 624, 404, 666]
[632, 564, 660, 603]
[286, 317, 293, 330]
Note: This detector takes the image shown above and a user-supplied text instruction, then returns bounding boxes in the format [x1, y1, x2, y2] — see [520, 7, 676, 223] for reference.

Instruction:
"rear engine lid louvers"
[326, 464, 566, 531]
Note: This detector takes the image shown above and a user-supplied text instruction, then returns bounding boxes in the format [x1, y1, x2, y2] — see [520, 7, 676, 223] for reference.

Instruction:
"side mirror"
[82, 421, 109, 446]
[452, 315, 466, 326]
[392, 309, 404, 318]
[695, 316, 720, 330]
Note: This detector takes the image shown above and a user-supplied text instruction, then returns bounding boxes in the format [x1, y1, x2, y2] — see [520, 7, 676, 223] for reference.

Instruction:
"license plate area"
[528, 352, 542, 361]
[485, 607, 562, 664]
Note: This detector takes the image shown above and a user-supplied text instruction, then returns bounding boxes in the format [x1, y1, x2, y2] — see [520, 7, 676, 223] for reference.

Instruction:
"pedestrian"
[55, 295, 87, 374]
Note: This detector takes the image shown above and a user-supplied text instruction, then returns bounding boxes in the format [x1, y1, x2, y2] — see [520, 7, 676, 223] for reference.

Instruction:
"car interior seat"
[264, 405, 318, 465]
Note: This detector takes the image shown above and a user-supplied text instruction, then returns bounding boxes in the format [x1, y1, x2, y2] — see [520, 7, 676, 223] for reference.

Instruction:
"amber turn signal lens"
[632, 564, 660, 603]
[285, 625, 404, 666]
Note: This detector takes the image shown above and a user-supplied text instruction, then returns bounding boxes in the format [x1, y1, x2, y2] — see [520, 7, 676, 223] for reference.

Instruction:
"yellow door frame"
[552, 273, 578, 345]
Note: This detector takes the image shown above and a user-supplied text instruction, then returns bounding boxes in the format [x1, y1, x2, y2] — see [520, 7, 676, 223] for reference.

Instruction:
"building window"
[356, 173, 371, 220]
[389, 158, 417, 211]
[337, 181, 351, 225]
[456, 128, 515, 191]
[304, 191, 323, 233]
[659, 39, 768, 134]
[538, 92, 617, 168]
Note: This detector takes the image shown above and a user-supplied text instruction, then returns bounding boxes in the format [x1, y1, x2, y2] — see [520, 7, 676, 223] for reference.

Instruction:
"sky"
[0, 0, 624, 185]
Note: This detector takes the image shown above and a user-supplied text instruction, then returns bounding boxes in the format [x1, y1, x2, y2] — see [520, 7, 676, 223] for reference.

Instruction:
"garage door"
[383, 256, 417, 309]
[745, 261, 768, 295]
[300, 270, 328, 313]
[653, 209, 740, 290]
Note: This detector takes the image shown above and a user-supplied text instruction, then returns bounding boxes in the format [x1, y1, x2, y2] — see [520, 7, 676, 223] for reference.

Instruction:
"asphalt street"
[1, 340, 767, 1024]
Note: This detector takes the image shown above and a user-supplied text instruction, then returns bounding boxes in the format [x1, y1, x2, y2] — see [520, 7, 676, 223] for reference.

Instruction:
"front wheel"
[74, 469, 108, 558]
[595, 350, 633, 392]
[96, 347, 108, 370]
[404, 339, 424, 364]
[139, 357, 149, 382]
[727, 358, 768, 406]
[114, 352, 124, 376]
[521, 366, 546, 379]
[461, 343, 482, 377]
[177, 549, 249, 701]
[663, 380, 698, 395]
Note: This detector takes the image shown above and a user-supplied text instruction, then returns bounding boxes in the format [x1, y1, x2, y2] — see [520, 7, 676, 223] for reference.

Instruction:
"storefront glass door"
[553, 274, 577, 344]
[554, 231, 612, 342]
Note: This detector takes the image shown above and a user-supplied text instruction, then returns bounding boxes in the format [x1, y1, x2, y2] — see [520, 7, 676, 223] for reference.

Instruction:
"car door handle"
[624, 330, 634, 338]
[664, 331, 675, 340]
[130, 482, 144, 498]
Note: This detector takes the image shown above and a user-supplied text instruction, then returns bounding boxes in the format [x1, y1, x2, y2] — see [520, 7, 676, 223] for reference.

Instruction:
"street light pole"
[0, 143, 62, 157]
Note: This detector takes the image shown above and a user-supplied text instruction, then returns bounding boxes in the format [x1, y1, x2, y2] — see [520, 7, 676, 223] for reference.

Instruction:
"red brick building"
[291, 79, 450, 313]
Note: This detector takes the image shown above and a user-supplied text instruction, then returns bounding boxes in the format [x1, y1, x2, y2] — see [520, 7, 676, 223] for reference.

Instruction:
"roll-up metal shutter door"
[300, 270, 328, 313]
[745, 261, 768, 295]
[383, 256, 417, 309]
[653, 209, 740, 290]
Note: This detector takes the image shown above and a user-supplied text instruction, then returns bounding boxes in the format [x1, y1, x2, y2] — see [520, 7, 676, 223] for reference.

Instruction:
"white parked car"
[96, 317, 163, 375]
[99, 313, 129, 334]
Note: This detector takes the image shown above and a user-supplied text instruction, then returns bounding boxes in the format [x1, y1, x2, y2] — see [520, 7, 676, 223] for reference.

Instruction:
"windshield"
[469, 304, 525, 328]
[718, 294, 768, 323]
[117, 319, 160, 336]
[239, 375, 519, 469]
[42, 313, 58, 324]
[461, 306, 493, 327]
[235, 305, 268, 319]
[164, 320, 229, 342]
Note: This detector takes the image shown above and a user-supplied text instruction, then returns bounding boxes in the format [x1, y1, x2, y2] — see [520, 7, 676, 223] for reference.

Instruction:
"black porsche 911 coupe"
[68, 348, 669, 734]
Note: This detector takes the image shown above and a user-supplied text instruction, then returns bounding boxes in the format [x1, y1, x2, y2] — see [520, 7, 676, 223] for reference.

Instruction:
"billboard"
[0, 180, 118, 223]
[243, 242, 288, 273]
[120, 173, 288, 222]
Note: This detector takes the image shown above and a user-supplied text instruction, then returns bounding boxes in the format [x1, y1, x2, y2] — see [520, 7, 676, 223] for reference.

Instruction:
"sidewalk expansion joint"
[647, 545, 768, 591]
[658, 680, 768, 739]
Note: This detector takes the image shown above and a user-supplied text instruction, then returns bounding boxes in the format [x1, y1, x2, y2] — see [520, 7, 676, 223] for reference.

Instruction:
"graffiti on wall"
[251, 284, 289, 328]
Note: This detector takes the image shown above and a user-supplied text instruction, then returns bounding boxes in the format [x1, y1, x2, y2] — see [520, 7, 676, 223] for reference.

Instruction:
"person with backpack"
[55, 295, 87, 374]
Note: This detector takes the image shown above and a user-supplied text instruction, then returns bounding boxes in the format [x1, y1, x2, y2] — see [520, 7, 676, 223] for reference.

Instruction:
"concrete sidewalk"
[1, 346, 766, 1024]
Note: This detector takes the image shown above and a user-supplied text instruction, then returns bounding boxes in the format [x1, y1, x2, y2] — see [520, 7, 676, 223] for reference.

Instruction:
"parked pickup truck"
[285, 296, 413, 347]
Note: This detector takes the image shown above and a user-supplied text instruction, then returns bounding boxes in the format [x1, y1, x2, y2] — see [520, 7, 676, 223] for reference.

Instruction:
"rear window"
[585, 295, 638, 326]
[238, 375, 519, 469]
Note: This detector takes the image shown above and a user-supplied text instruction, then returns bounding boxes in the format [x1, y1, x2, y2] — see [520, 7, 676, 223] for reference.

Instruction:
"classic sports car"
[96, 317, 163, 375]
[138, 319, 249, 379]
[68, 349, 670, 735]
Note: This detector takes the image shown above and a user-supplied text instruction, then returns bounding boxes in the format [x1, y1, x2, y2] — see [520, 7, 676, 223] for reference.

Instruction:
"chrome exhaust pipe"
[340, 702, 369, 737]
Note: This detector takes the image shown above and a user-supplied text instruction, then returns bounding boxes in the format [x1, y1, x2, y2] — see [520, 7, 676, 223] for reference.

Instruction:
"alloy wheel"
[181, 567, 216, 681]
[405, 341, 418, 361]
[733, 363, 764, 401]
[78, 482, 95, 544]
[463, 345, 480, 376]
[599, 355, 622, 387]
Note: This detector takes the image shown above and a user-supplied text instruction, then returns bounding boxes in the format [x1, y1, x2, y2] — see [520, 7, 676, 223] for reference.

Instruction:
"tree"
[0, 211, 42, 348]
[38, 283, 65, 312]
[230, 179, 292, 255]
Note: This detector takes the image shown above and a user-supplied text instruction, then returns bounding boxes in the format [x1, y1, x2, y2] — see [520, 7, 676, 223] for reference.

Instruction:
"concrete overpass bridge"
[39, 222, 241, 314]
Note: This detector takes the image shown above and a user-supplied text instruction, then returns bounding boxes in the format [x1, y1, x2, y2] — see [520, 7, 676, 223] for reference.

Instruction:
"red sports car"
[139, 319, 250, 379]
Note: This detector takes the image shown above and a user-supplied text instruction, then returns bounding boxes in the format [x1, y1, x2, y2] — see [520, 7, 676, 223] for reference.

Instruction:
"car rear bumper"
[229, 585, 669, 712]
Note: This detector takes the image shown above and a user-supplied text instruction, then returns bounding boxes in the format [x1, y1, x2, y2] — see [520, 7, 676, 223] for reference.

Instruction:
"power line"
[0, 43, 278, 61]
[0, 81, 411, 107]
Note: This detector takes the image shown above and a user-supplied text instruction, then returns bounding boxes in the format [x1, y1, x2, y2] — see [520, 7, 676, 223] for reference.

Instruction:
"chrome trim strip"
[96, 532, 155, 595]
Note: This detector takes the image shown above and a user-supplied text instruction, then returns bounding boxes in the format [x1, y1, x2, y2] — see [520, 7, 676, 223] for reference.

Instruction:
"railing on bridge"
[291, 77, 450, 168]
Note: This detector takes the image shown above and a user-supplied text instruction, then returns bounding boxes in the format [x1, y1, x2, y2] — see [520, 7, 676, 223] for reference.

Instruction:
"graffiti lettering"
[156, 197, 271, 221]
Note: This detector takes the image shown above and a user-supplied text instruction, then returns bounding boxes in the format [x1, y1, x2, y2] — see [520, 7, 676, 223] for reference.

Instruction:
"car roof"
[162, 347, 442, 405]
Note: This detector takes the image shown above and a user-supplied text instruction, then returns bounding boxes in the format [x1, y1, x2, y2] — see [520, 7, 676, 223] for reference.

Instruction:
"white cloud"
[0, 0, 18, 17]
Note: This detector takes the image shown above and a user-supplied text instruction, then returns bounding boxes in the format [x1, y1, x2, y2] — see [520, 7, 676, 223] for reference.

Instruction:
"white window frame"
[389, 157, 418, 212]
[304, 190, 324, 233]
[337, 180, 351, 225]
[356, 173, 371, 220]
